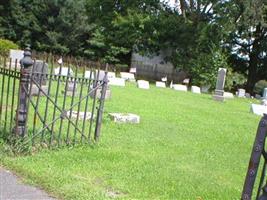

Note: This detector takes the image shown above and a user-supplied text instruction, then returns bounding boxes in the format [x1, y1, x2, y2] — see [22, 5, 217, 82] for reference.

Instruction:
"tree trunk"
[246, 25, 262, 94]
[246, 56, 258, 94]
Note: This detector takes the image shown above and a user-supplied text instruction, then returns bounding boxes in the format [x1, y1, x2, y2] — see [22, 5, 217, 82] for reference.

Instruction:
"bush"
[254, 80, 267, 95]
[0, 39, 19, 56]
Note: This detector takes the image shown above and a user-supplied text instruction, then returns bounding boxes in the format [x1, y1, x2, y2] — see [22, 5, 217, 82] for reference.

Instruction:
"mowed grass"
[0, 83, 262, 199]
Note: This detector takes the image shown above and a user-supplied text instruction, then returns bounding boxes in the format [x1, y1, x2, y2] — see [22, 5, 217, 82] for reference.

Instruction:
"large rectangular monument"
[213, 68, 227, 101]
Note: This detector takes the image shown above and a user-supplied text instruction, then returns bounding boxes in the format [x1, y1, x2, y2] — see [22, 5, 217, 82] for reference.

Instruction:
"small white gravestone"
[97, 70, 106, 80]
[156, 81, 166, 88]
[54, 67, 73, 76]
[224, 92, 234, 99]
[191, 86, 201, 94]
[9, 49, 24, 63]
[109, 113, 140, 124]
[251, 104, 267, 116]
[183, 78, 190, 84]
[137, 80, 150, 89]
[108, 78, 125, 87]
[84, 70, 95, 79]
[107, 72, 116, 79]
[161, 76, 167, 82]
[173, 84, 187, 92]
[237, 89, 246, 98]
[120, 72, 135, 82]
[129, 67, 137, 73]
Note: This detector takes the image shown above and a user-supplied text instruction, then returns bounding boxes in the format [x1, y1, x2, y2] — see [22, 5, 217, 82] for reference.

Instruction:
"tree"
[226, 0, 267, 93]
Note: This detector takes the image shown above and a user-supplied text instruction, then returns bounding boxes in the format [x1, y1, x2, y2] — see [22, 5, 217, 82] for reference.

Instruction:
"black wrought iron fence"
[0, 48, 108, 148]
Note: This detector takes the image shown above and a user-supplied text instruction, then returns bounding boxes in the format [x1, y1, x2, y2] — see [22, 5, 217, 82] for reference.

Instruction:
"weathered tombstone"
[237, 89, 246, 98]
[201, 85, 211, 93]
[173, 84, 187, 92]
[32, 60, 48, 85]
[224, 92, 234, 99]
[191, 86, 201, 94]
[108, 78, 125, 87]
[213, 68, 227, 101]
[30, 60, 49, 96]
[9, 49, 24, 68]
[263, 88, 267, 99]
[261, 99, 267, 106]
[120, 72, 135, 82]
[65, 82, 77, 96]
[137, 80, 150, 89]
[250, 104, 267, 116]
[156, 81, 166, 88]
[109, 113, 140, 124]
[245, 93, 251, 98]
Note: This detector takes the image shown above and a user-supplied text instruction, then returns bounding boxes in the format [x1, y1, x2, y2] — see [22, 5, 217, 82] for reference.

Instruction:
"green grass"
[0, 83, 262, 199]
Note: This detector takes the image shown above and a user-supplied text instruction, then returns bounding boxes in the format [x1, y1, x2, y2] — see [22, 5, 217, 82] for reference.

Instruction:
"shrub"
[254, 80, 267, 95]
[0, 39, 19, 56]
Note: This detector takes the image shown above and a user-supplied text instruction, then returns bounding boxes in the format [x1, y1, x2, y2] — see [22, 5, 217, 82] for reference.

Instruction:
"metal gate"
[0, 48, 108, 148]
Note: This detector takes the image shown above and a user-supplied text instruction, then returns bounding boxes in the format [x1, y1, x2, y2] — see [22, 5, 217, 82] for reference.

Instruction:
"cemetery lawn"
[0, 83, 261, 199]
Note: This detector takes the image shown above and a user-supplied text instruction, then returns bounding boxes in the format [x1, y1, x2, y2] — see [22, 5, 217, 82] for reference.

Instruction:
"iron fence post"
[14, 47, 33, 137]
[94, 64, 108, 142]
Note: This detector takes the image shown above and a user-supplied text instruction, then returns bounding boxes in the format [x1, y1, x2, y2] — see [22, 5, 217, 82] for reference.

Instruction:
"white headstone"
[9, 49, 24, 63]
[120, 72, 135, 81]
[237, 89, 246, 98]
[129, 68, 136, 73]
[183, 78, 190, 84]
[137, 80, 150, 89]
[161, 76, 167, 82]
[108, 78, 125, 87]
[256, 94, 262, 99]
[191, 86, 201, 94]
[54, 67, 73, 76]
[156, 81, 166, 88]
[109, 113, 140, 124]
[98, 70, 106, 80]
[84, 70, 95, 79]
[173, 84, 187, 92]
[224, 92, 234, 99]
[251, 104, 267, 116]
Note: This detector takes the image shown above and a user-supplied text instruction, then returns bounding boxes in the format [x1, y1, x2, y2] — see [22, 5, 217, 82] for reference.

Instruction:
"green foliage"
[254, 80, 267, 95]
[0, 39, 18, 56]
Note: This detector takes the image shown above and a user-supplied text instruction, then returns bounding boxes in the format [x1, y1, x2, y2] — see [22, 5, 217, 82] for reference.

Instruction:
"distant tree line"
[0, 0, 266, 93]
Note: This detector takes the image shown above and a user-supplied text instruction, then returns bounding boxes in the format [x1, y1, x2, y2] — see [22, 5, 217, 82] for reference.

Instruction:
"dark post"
[14, 47, 33, 137]
[94, 64, 108, 142]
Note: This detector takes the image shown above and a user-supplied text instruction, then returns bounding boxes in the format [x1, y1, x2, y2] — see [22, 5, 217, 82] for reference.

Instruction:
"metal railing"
[0, 48, 108, 148]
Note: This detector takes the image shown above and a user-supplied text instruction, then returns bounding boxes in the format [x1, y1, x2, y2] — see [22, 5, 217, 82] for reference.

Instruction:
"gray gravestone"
[213, 68, 227, 101]
[263, 88, 267, 99]
[32, 60, 48, 85]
